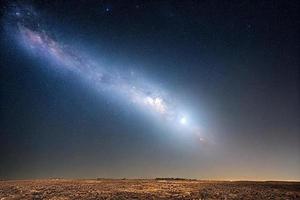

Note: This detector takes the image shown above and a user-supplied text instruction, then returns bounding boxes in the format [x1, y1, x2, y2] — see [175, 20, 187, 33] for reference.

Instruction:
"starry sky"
[0, 0, 299, 180]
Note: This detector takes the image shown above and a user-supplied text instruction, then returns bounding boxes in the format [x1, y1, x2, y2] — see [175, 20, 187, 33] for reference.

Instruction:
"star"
[180, 117, 187, 125]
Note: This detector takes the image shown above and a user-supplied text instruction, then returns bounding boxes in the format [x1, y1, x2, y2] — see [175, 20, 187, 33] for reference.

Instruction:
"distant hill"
[155, 178, 197, 181]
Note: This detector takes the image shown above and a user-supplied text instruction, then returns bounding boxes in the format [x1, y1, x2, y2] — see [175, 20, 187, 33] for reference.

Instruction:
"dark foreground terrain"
[0, 179, 299, 199]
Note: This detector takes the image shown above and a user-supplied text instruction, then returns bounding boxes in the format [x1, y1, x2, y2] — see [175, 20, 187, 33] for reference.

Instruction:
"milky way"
[6, 5, 204, 141]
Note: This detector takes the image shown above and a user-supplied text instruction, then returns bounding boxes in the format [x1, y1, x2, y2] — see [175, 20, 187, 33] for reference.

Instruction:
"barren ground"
[0, 179, 299, 199]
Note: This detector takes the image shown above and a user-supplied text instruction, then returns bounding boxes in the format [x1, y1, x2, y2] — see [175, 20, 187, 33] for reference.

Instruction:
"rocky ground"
[0, 179, 299, 199]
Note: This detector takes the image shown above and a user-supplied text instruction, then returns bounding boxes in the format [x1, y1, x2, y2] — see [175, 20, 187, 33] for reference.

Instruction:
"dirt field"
[0, 179, 299, 199]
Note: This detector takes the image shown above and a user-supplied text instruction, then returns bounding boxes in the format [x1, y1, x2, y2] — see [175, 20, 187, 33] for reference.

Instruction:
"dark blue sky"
[1, 0, 299, 180]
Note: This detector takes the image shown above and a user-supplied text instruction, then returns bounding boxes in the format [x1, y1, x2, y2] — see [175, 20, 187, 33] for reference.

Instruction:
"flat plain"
[0, 179, 299, 199]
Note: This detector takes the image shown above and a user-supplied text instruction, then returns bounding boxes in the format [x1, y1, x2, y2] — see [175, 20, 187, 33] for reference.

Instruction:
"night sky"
[1, 1, 299, 180]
